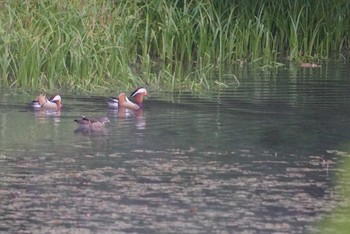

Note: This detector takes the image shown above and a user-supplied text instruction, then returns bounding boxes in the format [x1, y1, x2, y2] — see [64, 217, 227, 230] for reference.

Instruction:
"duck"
[117, 93, 141, 110]
[74, 116, 110, 130]
[107, 87, 148, 110]
[32, 94, 62, 111]
[106, 96, 119, 109]
[299, 62, 321, 68]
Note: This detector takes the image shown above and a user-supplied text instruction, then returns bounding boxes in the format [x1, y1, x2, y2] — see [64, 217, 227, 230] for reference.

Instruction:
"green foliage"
[0, 0, 349, 91]
[316, 149, 350, 234]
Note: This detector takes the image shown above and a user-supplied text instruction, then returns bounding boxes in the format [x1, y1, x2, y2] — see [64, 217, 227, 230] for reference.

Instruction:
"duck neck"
[134, 94, 144, 106]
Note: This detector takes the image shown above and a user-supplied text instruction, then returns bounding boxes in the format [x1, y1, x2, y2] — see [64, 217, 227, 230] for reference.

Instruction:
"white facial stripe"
[51, 95, 61, 101]
[133, 88, 147, 96]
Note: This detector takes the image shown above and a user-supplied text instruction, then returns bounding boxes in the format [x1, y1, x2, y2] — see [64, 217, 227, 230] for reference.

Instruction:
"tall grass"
[0, 0, 349, 92]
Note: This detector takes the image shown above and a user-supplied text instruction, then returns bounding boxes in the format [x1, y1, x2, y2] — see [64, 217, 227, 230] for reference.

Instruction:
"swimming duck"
[32, 94, 62, 110]
[117, 93, 141, 110]
[106, 96, 119, 109]
[74, 116, 110, 133]
[74, 116, 110, 130]
[299, 62, 321, 68]
[108, 87, 148, 110]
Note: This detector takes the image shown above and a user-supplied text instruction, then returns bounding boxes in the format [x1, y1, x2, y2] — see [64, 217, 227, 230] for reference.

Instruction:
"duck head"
[49, 95, 62, 109]
[130, 87, 148, 107]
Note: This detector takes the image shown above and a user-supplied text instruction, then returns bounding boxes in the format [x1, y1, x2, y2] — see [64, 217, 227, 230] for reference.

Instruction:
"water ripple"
[0, 148, 339, 233]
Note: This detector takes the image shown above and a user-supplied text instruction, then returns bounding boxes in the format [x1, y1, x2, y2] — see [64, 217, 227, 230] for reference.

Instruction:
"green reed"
[0, 0, 349, 92]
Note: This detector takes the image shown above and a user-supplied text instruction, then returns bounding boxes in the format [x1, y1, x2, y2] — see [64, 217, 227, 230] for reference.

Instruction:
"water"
[1, 62, 350, 233]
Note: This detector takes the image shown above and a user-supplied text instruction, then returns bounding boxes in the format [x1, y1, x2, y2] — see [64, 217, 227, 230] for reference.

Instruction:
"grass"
[0, 0, 349, 92]
[315, 148, 350, 234]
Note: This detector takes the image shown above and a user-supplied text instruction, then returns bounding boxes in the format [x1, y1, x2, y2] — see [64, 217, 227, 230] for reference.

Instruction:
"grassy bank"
[316, 148, 350, 234]
[0, 0, 349, 92]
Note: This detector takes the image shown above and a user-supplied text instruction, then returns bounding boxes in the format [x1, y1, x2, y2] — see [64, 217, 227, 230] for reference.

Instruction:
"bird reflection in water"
[34, 109, 61, 126]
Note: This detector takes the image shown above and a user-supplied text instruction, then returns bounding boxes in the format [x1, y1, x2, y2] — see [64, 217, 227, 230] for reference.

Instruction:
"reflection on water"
[1, 62, 350, 233]
[34, 110, 61, 125]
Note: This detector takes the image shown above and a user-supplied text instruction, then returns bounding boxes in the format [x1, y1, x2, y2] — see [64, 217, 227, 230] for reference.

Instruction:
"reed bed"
[0, 0, 349, 91]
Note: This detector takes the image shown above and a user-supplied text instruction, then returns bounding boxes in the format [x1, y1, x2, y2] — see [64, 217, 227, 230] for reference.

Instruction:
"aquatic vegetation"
[0, 0, 349, 91]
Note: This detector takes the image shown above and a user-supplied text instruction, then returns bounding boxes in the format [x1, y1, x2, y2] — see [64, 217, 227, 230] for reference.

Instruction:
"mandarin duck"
[74, 116, 110, 131]
[107, 87, 148, 110]
[32, 94, 62, 111]
[299, 62, 321, 68]
[107, 96, 119, 109]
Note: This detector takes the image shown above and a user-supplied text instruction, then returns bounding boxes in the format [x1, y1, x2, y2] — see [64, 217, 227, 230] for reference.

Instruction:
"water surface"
[1, 62, 350, 233]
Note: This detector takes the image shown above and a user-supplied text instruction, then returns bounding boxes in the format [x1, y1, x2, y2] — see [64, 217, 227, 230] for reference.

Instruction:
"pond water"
[1, 62, 350, 233]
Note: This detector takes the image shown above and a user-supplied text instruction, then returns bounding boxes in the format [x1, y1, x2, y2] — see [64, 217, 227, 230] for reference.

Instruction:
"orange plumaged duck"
[32, 94, 62, 111]
[107, 87, 148, 110]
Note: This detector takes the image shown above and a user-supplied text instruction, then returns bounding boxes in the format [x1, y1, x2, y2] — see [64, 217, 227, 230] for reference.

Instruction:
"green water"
[1, 62, 350, 233]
